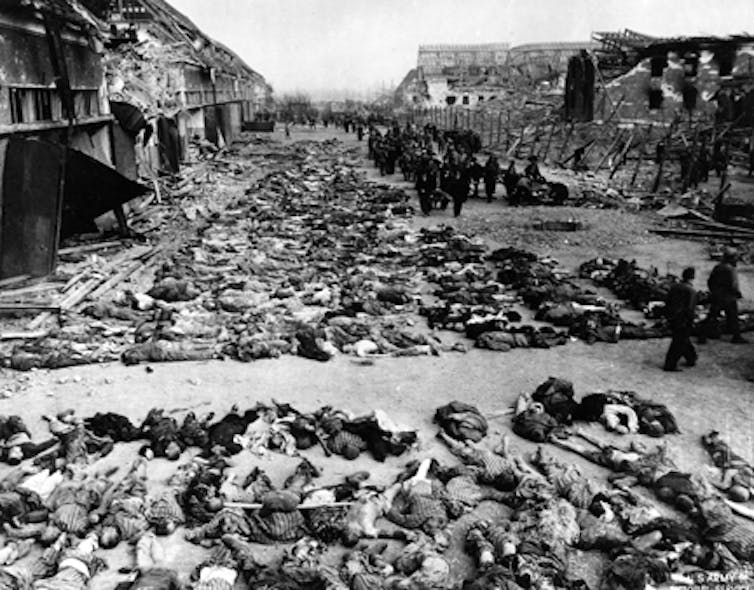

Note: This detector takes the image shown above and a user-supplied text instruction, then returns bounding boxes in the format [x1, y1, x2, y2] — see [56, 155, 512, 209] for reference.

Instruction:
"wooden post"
[630, 124, 653, 187]
[609, 131, 635, 179]
[652, 119, 678, 193]
[514, 123, 526, 158]
[540, 121, 557, 163]
[505, 111, 512, 150]
[580, 94, 627, 164]
[530, 119, 542, 159]
[557, 122, 575, 161]
[594, 129, 625, 173]
[496, 112, 503, 145]
[681, 126, 700, 191]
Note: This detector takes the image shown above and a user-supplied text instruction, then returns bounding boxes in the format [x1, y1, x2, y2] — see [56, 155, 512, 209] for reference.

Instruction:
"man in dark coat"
[704, 249, 746, 343]
[468, 156, 484, 198]
[415, 152, 434, 216]
[483, 154, 500, 202]
[663, 267, 698, 372]
[502, 161, 519, 202]
[524, 155, 546, 183]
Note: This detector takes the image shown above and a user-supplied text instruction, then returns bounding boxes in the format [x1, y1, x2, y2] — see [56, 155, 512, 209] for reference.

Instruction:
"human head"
[165, 441, 182, 461]
[681, 267, 695, 281]
[6, 446, 23, 465]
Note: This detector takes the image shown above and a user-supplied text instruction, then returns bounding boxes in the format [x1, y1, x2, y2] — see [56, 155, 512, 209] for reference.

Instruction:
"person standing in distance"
[663, 267, 698, 372]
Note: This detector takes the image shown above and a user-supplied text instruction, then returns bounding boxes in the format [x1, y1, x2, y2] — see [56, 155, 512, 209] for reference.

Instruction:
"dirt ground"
[2, 126, 754, 588]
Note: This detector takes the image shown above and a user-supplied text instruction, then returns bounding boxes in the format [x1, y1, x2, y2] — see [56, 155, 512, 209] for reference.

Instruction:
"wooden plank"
[513, 124, 526, 158]
[0, 283, 61, 299]
[57, 241, 123, 256]
[61, 270, 91, 293]
[651, 228, 754, 240]
[557, 123, 575, 162]
[0, 275, 30, 288]
[76, 245, 162, 308]
[27, 245, 153, 329]
[609, 131, 636, 178]
[0, 330, 48, 340]
[630, 124, 653, 187]
[581, 95, 627, 164]
[540, 122, 557, 163]
[594, 130, 625, 173]
[0, 304, 61, 312]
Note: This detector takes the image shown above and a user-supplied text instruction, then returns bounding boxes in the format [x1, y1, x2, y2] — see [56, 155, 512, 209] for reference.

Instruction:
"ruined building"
[102, 0, 273, 169]
[566, 30, 754, 124]
[0, 0, 148, 279]
[0, 0, 270, 280]
[397, 41, 595, 109]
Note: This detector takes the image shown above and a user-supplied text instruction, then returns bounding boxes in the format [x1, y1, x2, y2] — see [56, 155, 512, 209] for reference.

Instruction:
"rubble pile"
[105, 40, 185, 116]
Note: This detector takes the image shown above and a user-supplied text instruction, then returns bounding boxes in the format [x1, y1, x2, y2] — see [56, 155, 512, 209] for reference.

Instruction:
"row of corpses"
[5, 145, 750, 371]
[0, 388, 751, 588]
[419, 228, 753, 352]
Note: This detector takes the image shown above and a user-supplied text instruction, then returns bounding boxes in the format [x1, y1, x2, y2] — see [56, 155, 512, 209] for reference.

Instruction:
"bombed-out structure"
[0, 0, 270, 281]
[566, 30, 754, 124]
[0, 0, 146, 280]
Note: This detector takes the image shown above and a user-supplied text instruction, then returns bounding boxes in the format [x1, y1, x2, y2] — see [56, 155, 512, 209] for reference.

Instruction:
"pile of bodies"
[579, 258, 686, 314]
[580, 257, 754, 336]
[512, 377, 680, 443]
[2, 136, 747, 371]
[0, 386, 750, 589]
[420, 237, 666, 350]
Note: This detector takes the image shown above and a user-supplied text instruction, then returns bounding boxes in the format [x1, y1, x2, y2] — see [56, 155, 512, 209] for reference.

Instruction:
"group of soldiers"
[673, 138, 733, 191]
[364, 122, 564, 217]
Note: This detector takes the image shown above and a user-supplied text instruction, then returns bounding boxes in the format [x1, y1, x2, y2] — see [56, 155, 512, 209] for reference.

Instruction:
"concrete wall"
[421, 77, 503, 108]
[418, 44, 510, 75]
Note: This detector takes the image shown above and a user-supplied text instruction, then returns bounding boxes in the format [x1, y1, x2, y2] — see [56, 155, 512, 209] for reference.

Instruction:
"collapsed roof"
[3, 0, 103, 34]
[111, 0, 265, 82]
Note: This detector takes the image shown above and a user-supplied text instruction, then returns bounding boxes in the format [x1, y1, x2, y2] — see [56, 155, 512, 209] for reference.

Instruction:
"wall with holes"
[599, 44, 754, 123]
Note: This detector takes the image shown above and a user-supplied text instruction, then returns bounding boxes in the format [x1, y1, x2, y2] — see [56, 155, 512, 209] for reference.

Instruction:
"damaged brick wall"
[600, 43, 754, 122]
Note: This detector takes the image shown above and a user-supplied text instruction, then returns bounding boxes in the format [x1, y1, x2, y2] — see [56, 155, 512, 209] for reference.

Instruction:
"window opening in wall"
[446, 95, 457, 105]
[716, 48, 735, 76]
[478, 96, 484, 102]
[683, 53, 699, 77]
[8, 87, 100, 124]
[649, 88, 663, 109]
[10, 88, 24, 123]
[682, 84, 698, 111]
[462, 95, 469, 105]
[34, 89, 53, 121]
[650, 55, 667, 77]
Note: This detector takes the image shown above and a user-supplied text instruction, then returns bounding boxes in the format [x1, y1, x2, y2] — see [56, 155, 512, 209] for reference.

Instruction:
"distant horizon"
[170, 0, 754, 98]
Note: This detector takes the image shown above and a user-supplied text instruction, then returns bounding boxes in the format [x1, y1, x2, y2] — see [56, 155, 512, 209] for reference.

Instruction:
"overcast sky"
[170, 0, 754, 99]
